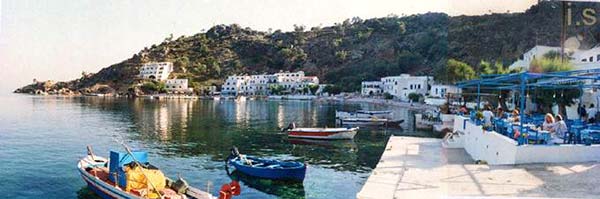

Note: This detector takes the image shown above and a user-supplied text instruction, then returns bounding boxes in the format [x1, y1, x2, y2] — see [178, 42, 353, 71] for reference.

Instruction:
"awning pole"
[477, 82, 481, 111]
[519, 73, 526, 145]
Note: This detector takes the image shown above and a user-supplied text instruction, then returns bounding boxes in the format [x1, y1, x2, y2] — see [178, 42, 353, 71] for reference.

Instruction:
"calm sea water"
[0, 94, 435, 199]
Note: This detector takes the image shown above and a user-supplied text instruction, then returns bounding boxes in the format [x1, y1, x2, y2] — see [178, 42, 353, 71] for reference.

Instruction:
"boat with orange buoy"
[78, 145, 241, 199]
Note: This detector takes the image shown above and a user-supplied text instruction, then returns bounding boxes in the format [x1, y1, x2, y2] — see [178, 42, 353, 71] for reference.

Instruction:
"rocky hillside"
[15, 1, 600, 95]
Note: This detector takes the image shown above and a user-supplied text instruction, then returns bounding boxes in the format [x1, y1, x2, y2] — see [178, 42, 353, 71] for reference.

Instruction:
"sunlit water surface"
[0, 95, 437, 199]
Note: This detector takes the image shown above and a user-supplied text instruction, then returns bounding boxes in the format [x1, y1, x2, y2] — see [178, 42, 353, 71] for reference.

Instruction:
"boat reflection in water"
[77, 187, 102, 199]
[288, 138, 358, 150]
[227, 170, 306, 199]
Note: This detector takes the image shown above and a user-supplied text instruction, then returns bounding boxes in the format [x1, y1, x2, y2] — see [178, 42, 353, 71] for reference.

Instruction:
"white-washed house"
[509, 45, 562, 71]
[381, 74, 432, 101]
[222, 75, 249, 96]
[361, 81, 382, 96]
[429, 84, 461, 98]
[139, 62, 173, 81]
[165, 79, 193, 93]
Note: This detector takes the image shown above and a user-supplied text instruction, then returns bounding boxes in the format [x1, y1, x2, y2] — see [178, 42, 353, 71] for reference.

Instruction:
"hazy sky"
[0, 0, 536, 93]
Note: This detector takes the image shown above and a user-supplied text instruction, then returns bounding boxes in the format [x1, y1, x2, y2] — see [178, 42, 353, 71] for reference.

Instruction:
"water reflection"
[228, 170, 306, 199]
[77, 187, 102, 199]
[63, 97, 435, 198]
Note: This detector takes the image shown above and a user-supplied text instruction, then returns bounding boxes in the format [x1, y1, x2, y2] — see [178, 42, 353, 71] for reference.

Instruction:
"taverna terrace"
[448, 68, 600, 165]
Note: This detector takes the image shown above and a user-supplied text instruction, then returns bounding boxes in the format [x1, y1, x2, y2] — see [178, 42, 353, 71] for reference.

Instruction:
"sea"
[0, 94, 437, 199]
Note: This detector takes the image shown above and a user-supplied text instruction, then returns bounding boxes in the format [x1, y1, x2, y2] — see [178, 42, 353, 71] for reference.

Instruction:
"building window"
[591, 56, 595, 62]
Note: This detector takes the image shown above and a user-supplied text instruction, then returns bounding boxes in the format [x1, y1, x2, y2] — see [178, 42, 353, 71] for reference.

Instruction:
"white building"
[245, 74, 277, 95]
[222, 75, 250, 96]
[571, 45, 600, 70]
[429, 84, 461, 98]
[361, 81, 382, 96]
[221, 71, 319, 96]
[139, 62, 173, 81]
[509, 45, 562, 71]
[165, 79, 192, 93]
[381, 74, 432, 101]
[507, 45, 600, 71]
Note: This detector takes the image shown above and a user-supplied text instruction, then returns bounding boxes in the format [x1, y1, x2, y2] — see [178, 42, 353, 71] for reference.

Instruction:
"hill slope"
[15, 2, 600, 95]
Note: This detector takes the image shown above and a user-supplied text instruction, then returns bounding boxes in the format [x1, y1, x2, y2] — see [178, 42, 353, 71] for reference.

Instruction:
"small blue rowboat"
[227, 147, 306, 181]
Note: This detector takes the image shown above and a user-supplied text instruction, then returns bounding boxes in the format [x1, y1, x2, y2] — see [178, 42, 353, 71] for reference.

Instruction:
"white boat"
[339, 117, 389, 126]
[335, 110, 392, 119]
[78, 147, 235, 199]
[286, 127, 359, 140]
[433, 114, 455, 133]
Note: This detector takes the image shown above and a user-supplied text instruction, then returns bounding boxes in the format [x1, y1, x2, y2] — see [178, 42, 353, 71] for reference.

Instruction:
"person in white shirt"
[588, 104, 597, 123]
[550, 114, 567, 144]
[482, 106, 495, 126]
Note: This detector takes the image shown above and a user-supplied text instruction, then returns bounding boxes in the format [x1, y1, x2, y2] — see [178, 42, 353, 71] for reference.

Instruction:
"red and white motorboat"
[285, 127, 359, 140]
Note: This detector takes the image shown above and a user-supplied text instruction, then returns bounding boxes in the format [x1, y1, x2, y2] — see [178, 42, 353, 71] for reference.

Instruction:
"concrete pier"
[357, 136, 600, 199]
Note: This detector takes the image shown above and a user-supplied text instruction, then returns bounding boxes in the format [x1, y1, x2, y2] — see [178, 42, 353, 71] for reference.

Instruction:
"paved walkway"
[357, 136, 600, 199]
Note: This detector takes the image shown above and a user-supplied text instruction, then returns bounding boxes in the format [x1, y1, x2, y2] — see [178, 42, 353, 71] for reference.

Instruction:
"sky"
[0, 0, 537, 93]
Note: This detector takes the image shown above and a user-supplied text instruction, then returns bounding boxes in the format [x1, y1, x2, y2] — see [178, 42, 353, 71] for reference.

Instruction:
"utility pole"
[561, 1, 567, 62]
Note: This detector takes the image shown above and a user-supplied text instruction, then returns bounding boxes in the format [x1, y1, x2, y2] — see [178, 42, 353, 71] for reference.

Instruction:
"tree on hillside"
[308, 84, 319, 95]
[444, 59, 476, 84]
[323, 85, 342, 95]
[529, 57, 573, 73]
[269, 84, 284, 95]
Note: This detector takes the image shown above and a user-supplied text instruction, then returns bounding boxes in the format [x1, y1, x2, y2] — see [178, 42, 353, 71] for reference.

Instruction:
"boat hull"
[229, 157, 306, 181]
[79, 167, 138, 199]
[78, 155, 214, 199]
[287, 128, 358, 140]
[338, 118, 388, 126]
[335, 111, 392, 119]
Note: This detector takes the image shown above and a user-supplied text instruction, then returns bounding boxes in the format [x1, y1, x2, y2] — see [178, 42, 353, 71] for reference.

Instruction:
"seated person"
[588, 104, 597, 123]
[496, 107, 506, 119]
[459, 105, 468, 115]
[541, 113, 555, 131]
[549, 114, 567, 144]
[507, 109, 520, 123]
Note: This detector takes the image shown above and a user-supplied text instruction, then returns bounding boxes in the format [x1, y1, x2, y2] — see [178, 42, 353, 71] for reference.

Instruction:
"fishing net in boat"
[124, 165, 167, 198]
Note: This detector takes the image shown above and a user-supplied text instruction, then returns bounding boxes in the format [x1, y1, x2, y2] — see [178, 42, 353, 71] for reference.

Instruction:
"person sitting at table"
[459, 105, 468, 115]
[507, 109, 520, 123]
[496, 107, 506, 119]
[482, 106, 495, 126]
[588, 104, 597, 123]
[549, 114, 567, 144]
[542, 113, 555, 131]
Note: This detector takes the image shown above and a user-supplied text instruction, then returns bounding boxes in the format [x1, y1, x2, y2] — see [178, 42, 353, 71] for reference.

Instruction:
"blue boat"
[227, 147, 306, 181]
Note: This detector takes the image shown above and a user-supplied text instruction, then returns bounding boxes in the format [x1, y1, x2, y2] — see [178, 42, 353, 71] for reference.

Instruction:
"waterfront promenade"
[357, 136, 600, 199]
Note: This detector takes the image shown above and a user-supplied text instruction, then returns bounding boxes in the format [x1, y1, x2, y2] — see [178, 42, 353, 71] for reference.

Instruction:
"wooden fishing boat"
[78, 146, 239, 199]
[226, 148, 306, 181]
[286, 127, 359, 140]
[339, 117, 389, 126]
[335, 110, 392, 119]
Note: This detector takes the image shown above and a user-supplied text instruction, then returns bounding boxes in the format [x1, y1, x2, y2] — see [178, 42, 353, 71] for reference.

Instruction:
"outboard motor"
[226, 146, 240, 162]
[171, 177, 189, 194]
[281, 122, 297, 132]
